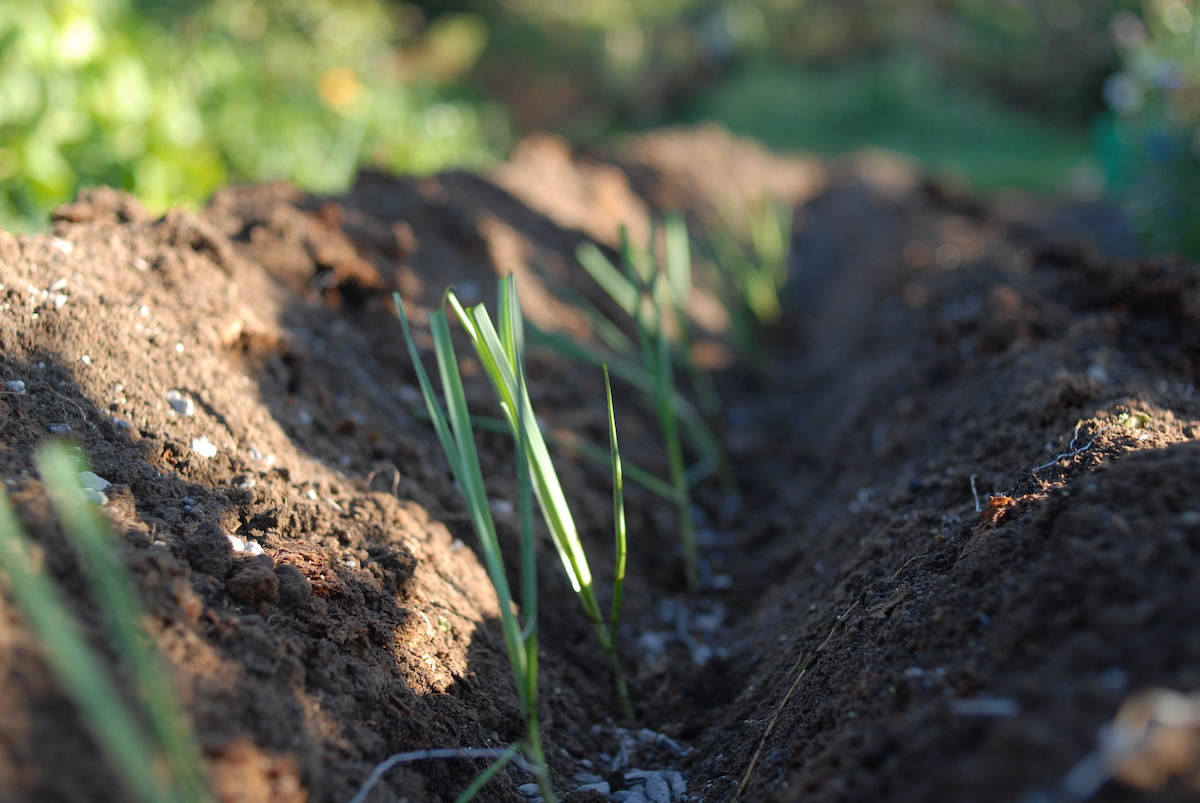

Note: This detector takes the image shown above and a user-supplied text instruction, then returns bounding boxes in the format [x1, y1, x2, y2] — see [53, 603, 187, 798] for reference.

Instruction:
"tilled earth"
[1, 126, 1199, 803]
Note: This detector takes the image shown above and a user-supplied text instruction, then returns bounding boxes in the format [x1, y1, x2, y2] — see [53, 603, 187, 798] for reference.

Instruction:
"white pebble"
[81, 488, 108, 506]
[191, 436, 218, 458]
[175, 342, 184, 353]
[644, 774, 671, 803]
[132, 257, 149, 271]
[79, 355, 90, 364]
[244, 541, 264, 556]
[53, 294, 68, 308]
[226, 535, 246, 552]
[51, 238, 73, 254]
[49, 277, 68, 291]
[4, 380, 25, 394]
[578, 782, 610, 795]
[77, 471, 111, 492]
[166, 390, 194, 416]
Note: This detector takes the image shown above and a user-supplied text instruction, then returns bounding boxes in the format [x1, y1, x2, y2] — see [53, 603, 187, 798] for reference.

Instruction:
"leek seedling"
[563, 220, 737, 590]
[0, 442, 211, 803]
[396, 285, 557, 801]
[703, 196, 793, 355]
[396, 278, 632, 769]
[437, 279, 634, 720]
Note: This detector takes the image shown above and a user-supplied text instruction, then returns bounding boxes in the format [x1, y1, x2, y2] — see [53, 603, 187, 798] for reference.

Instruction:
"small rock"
[518, 783, 541, 797]
[48, 423, 71, 434]
[51, 238, 73, 254]
[644, 775, 671, 803]
[166, 390, 194, 416]
[227, 535, 246, 552]
[77, 471, 111, 492]
[4, 380, 25, 394]
[667, 771, 686, 797]
[191, 436, 218, 458]
[244, 541, 264, 556]
[617, 791, 648, 803]
[81, 488, 108, 506]
[576, 782, 610, 795]
[110, 417, 132, 429]
[573, 773, 604, 785]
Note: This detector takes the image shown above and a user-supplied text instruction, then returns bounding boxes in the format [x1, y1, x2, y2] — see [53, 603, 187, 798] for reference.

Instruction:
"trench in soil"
[1, 127, 1200, 803]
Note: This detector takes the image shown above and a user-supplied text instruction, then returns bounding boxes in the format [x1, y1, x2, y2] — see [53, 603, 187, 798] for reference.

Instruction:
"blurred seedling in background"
[388, 277, 631, 800]
[701, 195, 793, 358]
[0, 442, 212, 803]
[534, 216, 736, 592]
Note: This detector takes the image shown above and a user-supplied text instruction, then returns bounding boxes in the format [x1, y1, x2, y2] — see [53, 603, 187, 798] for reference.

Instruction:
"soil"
[1, 124, 1199, 803]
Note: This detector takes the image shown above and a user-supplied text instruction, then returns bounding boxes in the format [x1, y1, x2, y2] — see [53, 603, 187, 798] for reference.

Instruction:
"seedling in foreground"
[392, 278, 632, 798]
[0, 442, 212, 803]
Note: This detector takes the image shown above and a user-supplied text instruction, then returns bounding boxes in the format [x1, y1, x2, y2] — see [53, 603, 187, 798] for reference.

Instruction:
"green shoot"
[705, 195, 793, 344]
[605, 367, 627, 641]
[0, 442, 211, 803]
[440, 279, 634, 720]
[567, 220, 740, 590]
[395, 290, 557, 801]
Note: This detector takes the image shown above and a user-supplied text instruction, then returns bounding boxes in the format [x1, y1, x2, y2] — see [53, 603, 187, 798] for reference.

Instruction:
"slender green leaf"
[38, 445, 211, 803]
[452, 746, 520, 803]
[0, 478, 170, 803]
[577, 242, 638, 316]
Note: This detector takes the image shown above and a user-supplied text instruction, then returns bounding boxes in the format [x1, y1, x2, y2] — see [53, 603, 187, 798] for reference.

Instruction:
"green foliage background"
[0, 0, 503, 230]
[5, 0, 1200, 256]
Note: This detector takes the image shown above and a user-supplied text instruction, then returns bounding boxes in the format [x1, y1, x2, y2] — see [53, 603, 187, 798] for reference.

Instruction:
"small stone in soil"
[167, 390, 194, 416]
[77, 471, 111, 492]
[576, 781, 610, 795]
[518, 783, 541, 797]
[4, 380, 25, 393]
[573, 773, 603, 784]
[48, 423, 71, 434]
[191, 436, 218, 458]
[110, 417, 132, 429]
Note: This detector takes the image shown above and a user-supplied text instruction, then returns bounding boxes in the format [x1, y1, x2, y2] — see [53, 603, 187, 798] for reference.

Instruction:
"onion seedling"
[0, 442, 212, 803]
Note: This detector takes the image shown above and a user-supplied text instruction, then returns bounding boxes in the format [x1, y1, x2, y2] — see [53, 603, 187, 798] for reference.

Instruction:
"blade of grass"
[604, 366, 626, 639]
[577, 242, 638, 316]
[0, 486, 168, 803]
[395, 293, 556, 801]
[445, 278, 633, 721]
[452, 746, 521, 803]
[37, 444, 211, 803]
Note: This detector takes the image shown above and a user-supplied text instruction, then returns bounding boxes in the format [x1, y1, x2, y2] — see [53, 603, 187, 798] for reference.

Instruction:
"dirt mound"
[0, 127, 1198, 803]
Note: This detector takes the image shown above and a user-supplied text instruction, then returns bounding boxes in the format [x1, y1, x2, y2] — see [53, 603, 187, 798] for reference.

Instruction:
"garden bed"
[1, 126, 1197, 803]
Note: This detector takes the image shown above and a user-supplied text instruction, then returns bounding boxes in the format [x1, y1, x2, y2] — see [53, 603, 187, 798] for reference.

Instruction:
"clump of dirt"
[1, 125, 1199, 803]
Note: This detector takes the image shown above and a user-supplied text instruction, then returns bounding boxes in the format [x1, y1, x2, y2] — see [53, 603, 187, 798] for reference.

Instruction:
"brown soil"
[2, 125, 1199, 803]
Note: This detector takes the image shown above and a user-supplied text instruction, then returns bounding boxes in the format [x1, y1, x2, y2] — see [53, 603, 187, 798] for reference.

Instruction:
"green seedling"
[395, 282, 556, 801]
[0, 442, 211, 803]
[393, 277, 632, 800]
[703, 195, 793, 354]
[566, 219, 738, 590]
